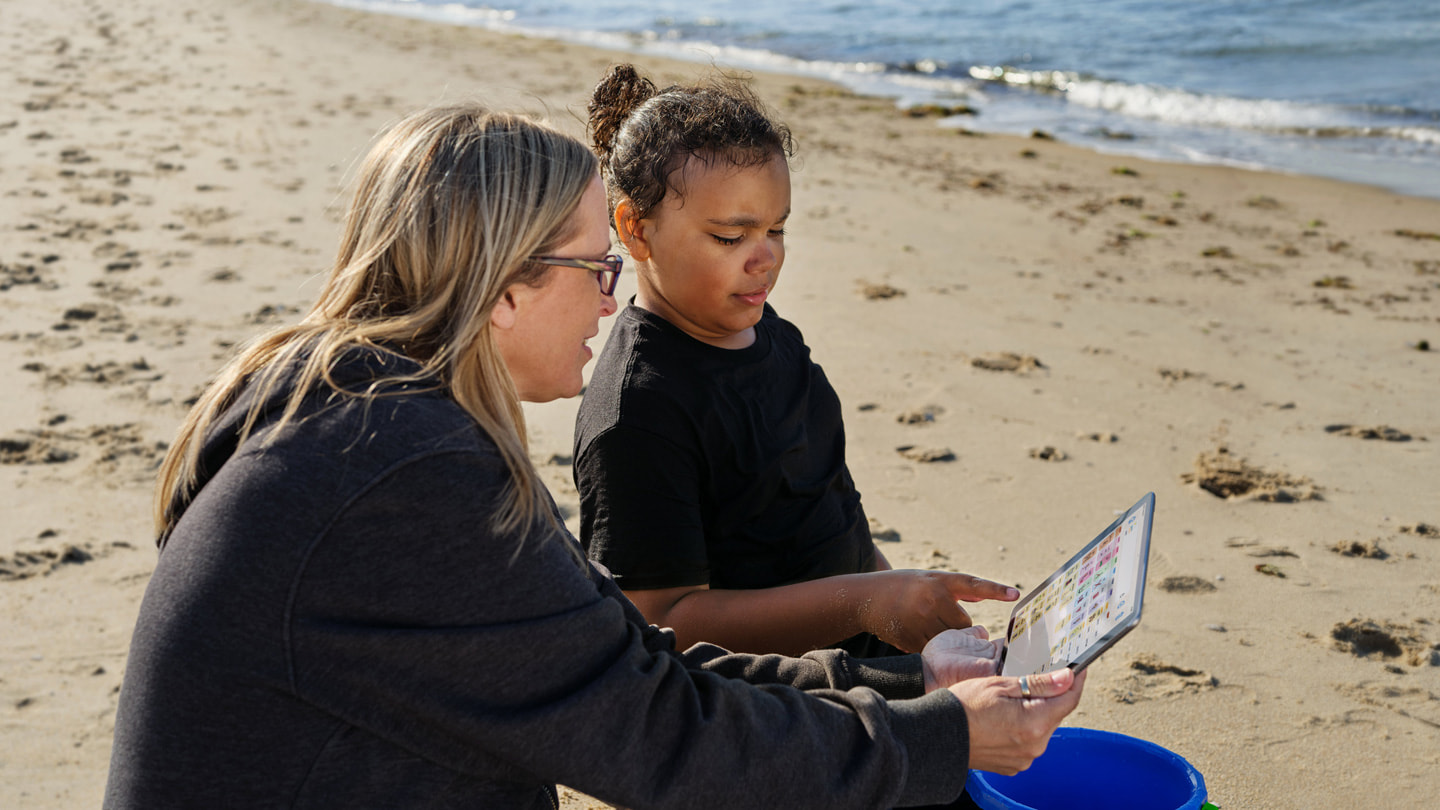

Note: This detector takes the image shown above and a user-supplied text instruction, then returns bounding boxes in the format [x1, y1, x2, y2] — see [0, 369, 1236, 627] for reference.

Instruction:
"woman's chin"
[517, 383, 578, 404]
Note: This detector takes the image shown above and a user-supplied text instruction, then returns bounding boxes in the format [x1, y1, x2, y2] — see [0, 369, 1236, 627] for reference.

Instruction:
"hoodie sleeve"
[285, 449, 972, 810]
[587, 558, 930, 701]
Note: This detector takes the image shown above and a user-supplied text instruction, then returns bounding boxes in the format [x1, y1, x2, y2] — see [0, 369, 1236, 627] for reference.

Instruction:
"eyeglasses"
[529, 254, 624, 295]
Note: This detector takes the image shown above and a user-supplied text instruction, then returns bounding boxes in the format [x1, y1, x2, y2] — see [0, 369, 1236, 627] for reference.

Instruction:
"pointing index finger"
[948, 573, 1020, 602]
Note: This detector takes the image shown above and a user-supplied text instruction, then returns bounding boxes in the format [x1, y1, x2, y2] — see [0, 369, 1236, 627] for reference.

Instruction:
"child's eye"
[712, 234, 742, 246]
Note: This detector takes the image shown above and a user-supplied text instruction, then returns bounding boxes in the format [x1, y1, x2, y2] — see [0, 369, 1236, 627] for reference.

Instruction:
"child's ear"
[614, 199, 652, 262]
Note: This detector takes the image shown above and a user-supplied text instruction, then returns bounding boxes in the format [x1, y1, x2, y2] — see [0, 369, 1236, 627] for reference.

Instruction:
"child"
[575, 65, 1018, 657]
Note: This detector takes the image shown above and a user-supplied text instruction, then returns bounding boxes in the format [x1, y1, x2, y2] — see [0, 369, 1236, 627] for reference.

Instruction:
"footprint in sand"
[1313, 274, 1353, 290]
[52, 302, 127, 334]
[1158, 575, 1216, 594]
[0, 259, 60, 292]
[245, 303, 300, 325]
[1181, 446, 1321, 502]
[896, 405, 943, 425]
[1157, 367, 1244, 390]
[1245, 545, 1298, 559]
[1110, 652, 1217, 704]
[856, 281, 904, 300]
[1399, 523, 1439, 539]
[1028, 446, 1067, 462]
[896, 445, 955, 463]
[0, 542, 128, 581]
[1325, 424, 1417, 442]
[1330, 618, 1438, 668]
[1330, 539, 1388, 559]
[21, 359, 162, 387]
[175, 205, 237, 228]
[971, 352, 1044, 373]
[89, 279, 144, 303]
[0, 424, 166, 480]
[78, 190, 130, 207]
[94, 239, 140, 263]
[867, 518, 901, 544]
[0, 433, 77, 465]
[1335, 682, 1440, 729]
[914, 547, 954, 572]
[44, 213, 139, 242]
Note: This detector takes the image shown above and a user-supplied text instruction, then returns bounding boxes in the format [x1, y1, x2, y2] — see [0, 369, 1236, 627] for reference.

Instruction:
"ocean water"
[323, 0, 1440, 200]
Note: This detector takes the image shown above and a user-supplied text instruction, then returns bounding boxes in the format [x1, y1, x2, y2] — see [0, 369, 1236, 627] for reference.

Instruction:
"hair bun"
[588, 64, 656, 161]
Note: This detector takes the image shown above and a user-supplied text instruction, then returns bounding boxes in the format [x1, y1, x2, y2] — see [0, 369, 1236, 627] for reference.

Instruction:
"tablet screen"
[999, 493, 1153, 677]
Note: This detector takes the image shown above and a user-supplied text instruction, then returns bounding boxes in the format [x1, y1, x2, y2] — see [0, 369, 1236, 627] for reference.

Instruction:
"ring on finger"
[1019, 674, 1032, 699]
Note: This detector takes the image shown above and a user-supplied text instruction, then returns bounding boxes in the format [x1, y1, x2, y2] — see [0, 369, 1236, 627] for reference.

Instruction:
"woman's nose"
[599, 289, 618, 317]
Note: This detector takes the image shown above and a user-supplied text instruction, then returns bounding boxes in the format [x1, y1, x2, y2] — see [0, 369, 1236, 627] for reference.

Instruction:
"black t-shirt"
[574, 304, 875, 592]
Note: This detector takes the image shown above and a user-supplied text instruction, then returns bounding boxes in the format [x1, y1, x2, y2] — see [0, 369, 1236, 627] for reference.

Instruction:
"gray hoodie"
[104, 347, 971, 809]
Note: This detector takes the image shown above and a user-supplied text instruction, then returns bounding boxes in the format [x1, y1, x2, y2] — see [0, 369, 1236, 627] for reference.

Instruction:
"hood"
[162, 344, 429, 545]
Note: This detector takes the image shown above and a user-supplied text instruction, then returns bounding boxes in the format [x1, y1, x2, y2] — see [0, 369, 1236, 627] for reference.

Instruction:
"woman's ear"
[489, 287, 520, 331]
[614, 199, 651, 262]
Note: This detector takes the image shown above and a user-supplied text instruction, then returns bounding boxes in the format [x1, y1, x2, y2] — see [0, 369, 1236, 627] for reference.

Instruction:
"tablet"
[997, 492, 1154, 677]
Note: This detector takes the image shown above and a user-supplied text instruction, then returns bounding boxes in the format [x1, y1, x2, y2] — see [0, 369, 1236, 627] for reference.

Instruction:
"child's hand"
[858, 570, 1018, 652]
[921, 627, 1002, 691]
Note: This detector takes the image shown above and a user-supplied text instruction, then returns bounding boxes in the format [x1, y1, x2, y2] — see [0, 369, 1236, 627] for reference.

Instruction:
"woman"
[104, 104, 1082, 810]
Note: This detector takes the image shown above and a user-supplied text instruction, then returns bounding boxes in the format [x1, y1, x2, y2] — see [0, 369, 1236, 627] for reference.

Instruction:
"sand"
[2, 0, 1437, 806]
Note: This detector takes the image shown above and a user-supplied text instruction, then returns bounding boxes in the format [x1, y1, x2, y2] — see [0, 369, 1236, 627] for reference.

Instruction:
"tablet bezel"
[997, 492, 1155, 678]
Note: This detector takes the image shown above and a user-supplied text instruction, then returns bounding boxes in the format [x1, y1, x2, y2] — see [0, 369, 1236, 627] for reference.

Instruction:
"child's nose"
[746, 241, 779, 273]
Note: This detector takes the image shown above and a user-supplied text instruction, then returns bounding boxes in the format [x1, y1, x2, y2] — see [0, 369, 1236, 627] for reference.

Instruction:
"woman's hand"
[856, 570, 1018, 653]
[950, 668, 1087, 775]
[921, 627, 1002, 692]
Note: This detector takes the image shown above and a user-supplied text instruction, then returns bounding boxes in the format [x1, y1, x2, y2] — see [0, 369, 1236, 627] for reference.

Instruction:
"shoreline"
[311, 0, 1440, 203]
[2, 0, 1438, 807]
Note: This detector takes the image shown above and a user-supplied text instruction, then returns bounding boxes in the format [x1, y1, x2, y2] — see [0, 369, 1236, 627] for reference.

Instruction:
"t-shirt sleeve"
[577, 423, 710, 590]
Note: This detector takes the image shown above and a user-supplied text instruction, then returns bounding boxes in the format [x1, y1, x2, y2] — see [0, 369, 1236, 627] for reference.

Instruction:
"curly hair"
[587, 64, 794, 221]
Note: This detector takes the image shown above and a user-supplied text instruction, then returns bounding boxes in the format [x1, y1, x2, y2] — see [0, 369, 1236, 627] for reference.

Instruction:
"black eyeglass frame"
[529, 254, 624, 295]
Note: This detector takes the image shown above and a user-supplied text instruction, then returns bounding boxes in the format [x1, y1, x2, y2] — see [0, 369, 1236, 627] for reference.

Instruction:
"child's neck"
[634, 291, 757, 351]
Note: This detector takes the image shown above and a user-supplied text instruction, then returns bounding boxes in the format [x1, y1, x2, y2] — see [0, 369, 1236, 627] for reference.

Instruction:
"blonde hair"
[154, 105, 598, 545]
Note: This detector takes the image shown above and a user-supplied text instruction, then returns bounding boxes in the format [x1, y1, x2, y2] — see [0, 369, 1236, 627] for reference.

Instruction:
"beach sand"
[2, 0, 1437, 806]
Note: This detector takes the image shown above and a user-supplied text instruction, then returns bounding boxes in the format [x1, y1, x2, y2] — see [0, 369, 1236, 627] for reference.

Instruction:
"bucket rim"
[967, 727, 1207, 810]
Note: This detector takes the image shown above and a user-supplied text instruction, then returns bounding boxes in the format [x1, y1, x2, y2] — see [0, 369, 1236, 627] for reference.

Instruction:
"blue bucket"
[967, 728, 1207, 810]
